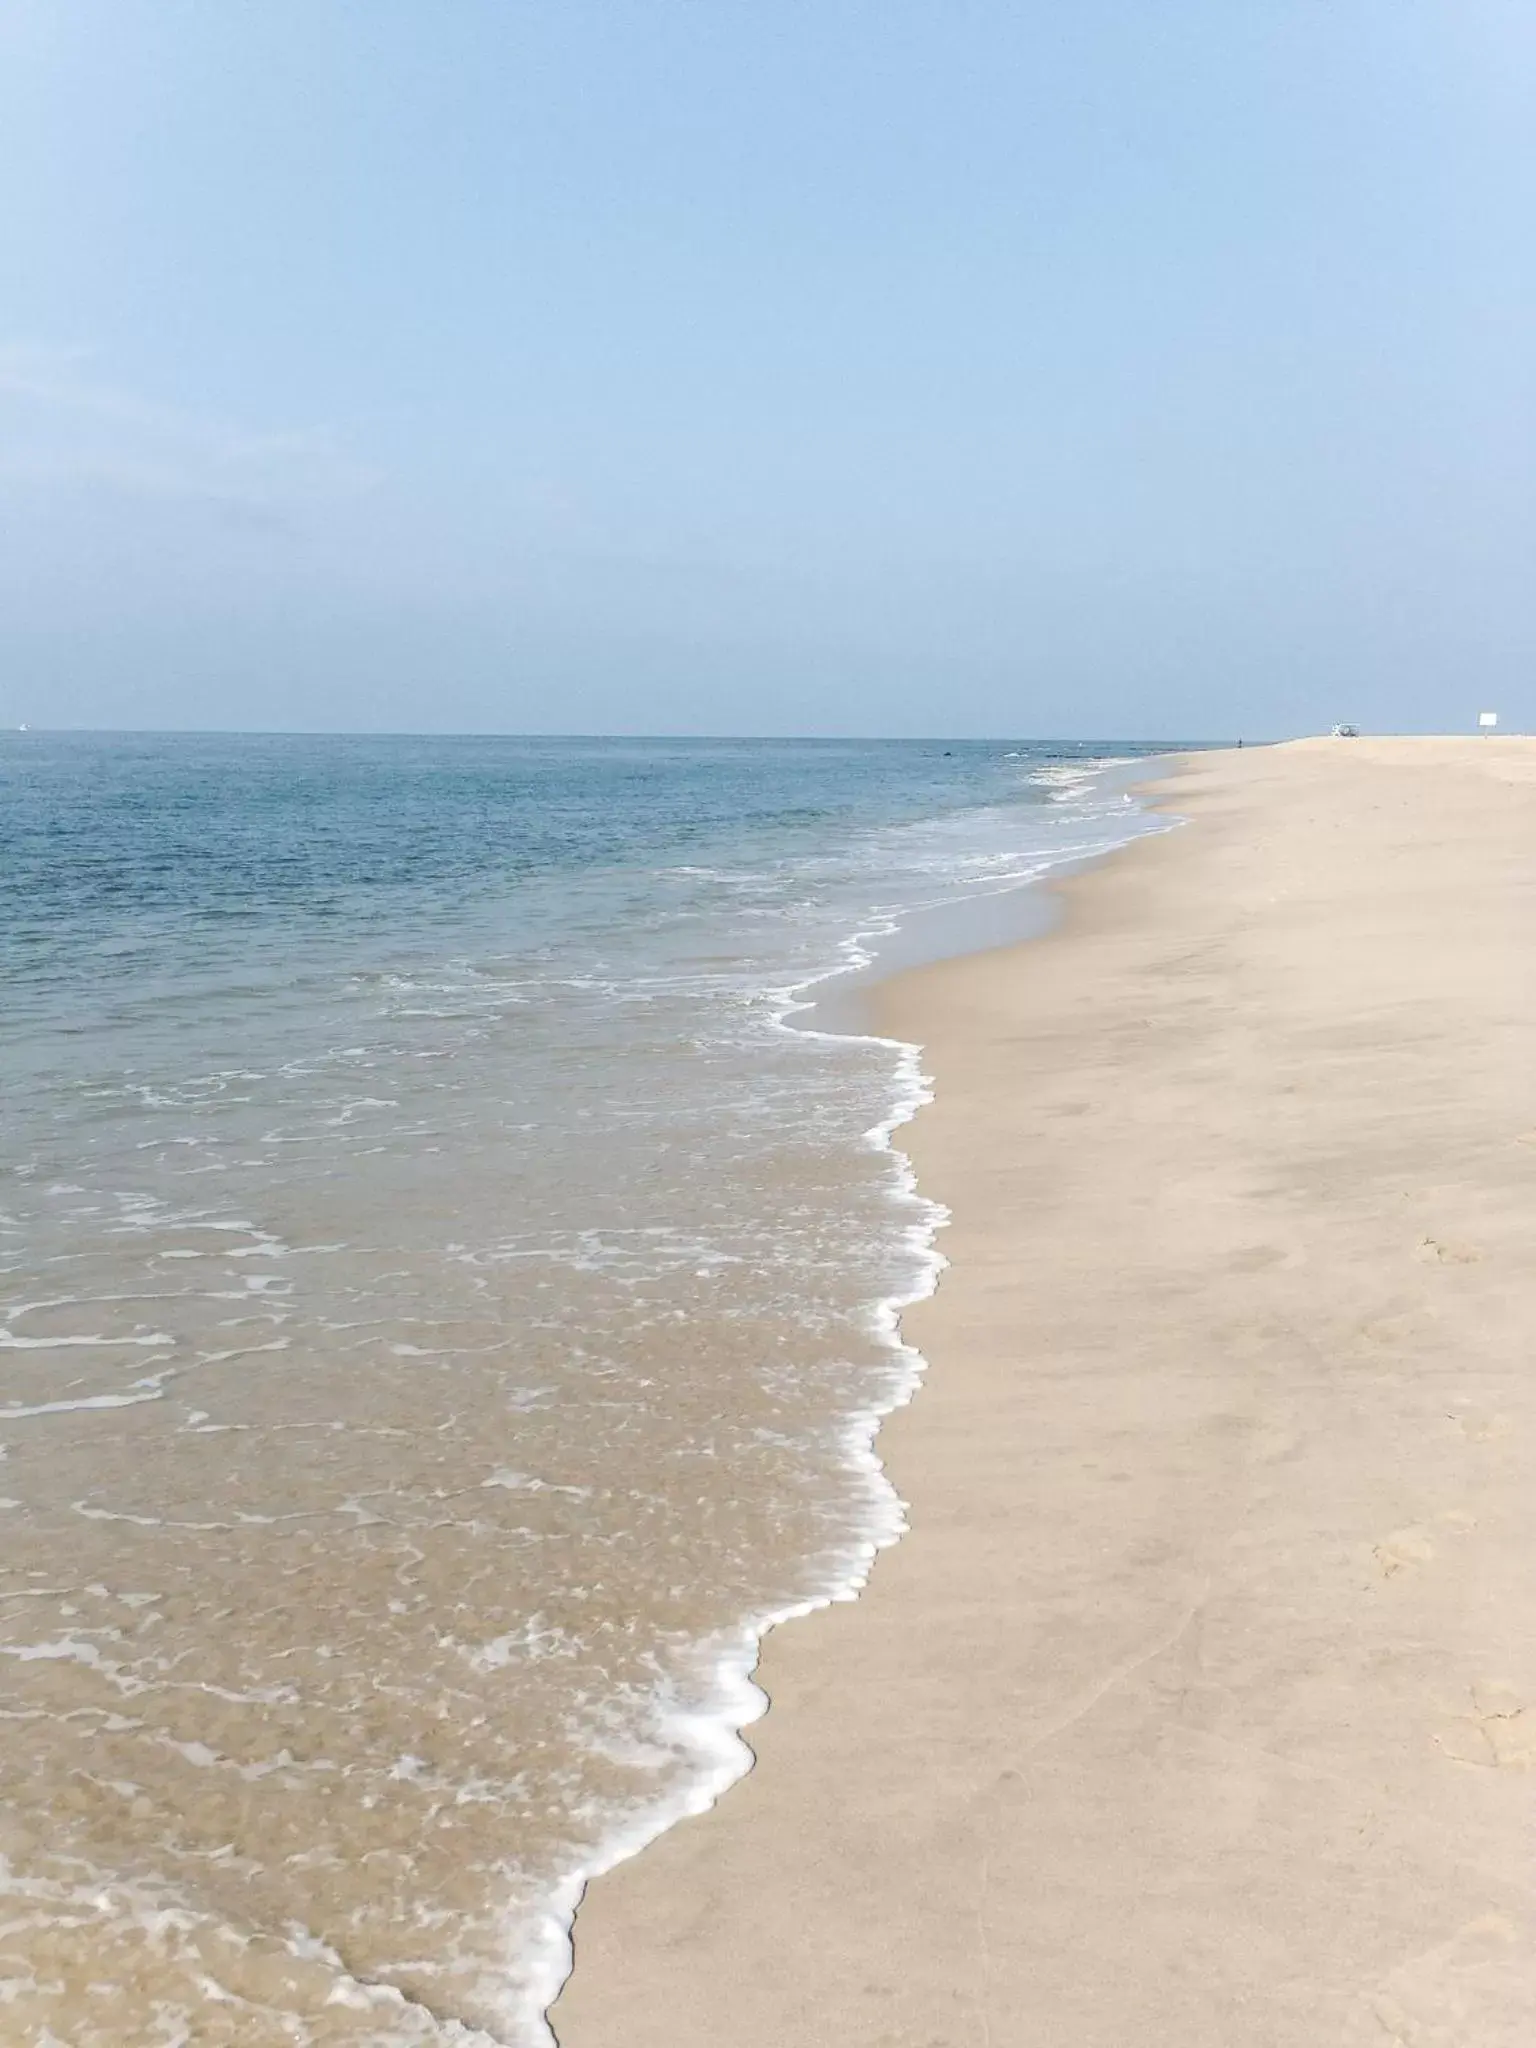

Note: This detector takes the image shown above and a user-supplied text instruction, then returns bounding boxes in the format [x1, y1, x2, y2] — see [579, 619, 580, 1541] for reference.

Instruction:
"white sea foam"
[0, 1390, 166, 1419]
[501, 1029, 945, 2044]
[0, 1330, 174, 1349]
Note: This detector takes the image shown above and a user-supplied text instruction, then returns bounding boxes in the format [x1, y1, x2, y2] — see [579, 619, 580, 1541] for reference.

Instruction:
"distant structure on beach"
[1478, 711, 1498, 731]
[1330, 722, 1361, 738]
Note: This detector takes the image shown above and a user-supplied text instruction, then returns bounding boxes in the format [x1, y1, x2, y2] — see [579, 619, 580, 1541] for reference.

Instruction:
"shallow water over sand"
[0, 735, 1165, 2041]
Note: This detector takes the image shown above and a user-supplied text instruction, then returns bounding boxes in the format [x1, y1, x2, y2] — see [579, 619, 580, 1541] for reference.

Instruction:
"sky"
[1, 0, 1532, 738]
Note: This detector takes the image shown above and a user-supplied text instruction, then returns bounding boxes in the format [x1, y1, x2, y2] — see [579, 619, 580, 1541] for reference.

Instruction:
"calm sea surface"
[0, 734, 1172, 2044]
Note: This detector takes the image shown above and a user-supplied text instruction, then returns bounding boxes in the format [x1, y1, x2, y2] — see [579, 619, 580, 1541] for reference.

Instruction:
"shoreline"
[554, 737, 1536, 2046]
[796, 750, 1174, 1035]
[521, 1023, 946, 2041]
[527, 758, 1168, 2037]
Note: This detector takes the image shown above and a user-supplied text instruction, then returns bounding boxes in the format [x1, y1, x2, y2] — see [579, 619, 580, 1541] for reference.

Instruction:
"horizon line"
[3, 726, 1261, 744]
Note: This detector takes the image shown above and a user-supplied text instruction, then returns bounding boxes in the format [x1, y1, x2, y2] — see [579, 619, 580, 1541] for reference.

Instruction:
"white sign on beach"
[1478, 711, 1498, 729]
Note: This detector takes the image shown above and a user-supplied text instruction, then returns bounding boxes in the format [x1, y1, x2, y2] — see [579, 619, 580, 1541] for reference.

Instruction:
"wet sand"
[555, 737, 1536, 2047]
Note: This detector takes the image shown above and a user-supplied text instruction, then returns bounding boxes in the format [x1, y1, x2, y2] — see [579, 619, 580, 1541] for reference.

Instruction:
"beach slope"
[555, 738, 1536, 2047]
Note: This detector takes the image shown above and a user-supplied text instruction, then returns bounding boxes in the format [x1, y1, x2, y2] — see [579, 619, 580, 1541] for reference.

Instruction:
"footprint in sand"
[1414, 1236, 1483, 1265]
[1344, 1912, 1530, 2047]
[1449, 1409, 1513, 1443]
[1357, 1309, 1419, 1350]
[1434, 1683, 1536, 1770]
[1227, 1242, 1303, 1273]
[1372, 1509, 1476, 1578]
[1373, 1526, 1436, 1577]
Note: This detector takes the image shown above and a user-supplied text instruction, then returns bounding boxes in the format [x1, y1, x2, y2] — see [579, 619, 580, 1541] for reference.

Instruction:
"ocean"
[0, 733, 1174, 2044]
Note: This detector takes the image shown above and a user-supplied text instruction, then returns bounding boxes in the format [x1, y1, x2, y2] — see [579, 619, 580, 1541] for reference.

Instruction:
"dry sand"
[555, 738, 1536, 2047]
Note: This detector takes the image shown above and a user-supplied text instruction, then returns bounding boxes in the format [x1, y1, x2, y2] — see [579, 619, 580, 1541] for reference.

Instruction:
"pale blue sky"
[2, 1, 1532, 735]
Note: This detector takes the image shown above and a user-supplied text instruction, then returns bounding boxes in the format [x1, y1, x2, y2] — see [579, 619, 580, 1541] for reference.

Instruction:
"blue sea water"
[6, 733, 1160, 1024]
[0, 733, 1176, 2044]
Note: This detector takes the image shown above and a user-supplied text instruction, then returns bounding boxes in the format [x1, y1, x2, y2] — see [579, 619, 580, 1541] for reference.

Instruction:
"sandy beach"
[555, 738, 1536, 2047]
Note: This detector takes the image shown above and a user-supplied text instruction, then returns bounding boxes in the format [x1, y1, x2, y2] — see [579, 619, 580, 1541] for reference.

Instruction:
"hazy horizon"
[10, 725, 1255, 742]
[4, 2, 1532, 738]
